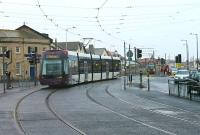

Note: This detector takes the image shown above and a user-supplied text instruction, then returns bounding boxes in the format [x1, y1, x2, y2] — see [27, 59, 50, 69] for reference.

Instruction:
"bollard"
[140, 70, 142, 88]
[147, 72, 150, 91]
[168, 79, 170, 95]
[124, 76, 126, 90]
[177, 81, 180, 97]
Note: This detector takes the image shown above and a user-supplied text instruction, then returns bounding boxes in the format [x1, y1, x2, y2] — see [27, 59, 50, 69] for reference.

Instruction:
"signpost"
[127, 45, 133, 85]
[127, 50, 133, 58]
[0, 50, 11, 93]
[24, 52, 41, 86]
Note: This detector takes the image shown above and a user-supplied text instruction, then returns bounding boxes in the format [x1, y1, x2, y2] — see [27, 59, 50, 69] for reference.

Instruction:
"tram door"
[84, 61, 88, 81]
[106, 62, 109, 79]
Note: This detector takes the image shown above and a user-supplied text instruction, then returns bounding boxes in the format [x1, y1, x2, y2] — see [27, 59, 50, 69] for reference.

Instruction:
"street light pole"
[190, 33, 199, 70]
[65, 26, 76, 50]
[181, 40, 189, 70]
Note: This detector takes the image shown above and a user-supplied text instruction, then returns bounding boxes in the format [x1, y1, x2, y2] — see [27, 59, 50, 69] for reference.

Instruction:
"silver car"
[174, 69, 190, 80]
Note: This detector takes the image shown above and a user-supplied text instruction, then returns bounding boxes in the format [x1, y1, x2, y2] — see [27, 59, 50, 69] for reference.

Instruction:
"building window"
[1, 47, 8, 53]
[28, 47, 37, 53]
[16, 62, 21, 75]
[16, 47, 20, 53]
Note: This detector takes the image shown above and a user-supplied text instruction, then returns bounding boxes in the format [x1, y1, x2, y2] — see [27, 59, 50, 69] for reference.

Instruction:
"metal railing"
[0, 75, 38, 92]
[168, 78, 200, 101]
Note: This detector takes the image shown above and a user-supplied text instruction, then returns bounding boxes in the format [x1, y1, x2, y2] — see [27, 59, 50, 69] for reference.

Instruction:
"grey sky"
[0, 0, 200, 60]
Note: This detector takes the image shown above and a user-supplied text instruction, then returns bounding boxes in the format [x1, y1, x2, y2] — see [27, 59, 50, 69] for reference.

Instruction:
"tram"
[39, 50, 121, 87]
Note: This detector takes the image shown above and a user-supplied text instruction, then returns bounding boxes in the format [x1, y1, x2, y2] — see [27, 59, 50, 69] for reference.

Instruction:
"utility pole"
[1, 50, 11, 93]
[190, 33, 199, 70]
[181, 40, 189, 70]
[129, 44, 131, 78]
[134, 47, 136, 74]
[34, 52, 37, 86]
[3, 51, 5, 93]
[124, 41, 126, 90]
[196, 34, 199, 70]
[66, 26, 76, 49]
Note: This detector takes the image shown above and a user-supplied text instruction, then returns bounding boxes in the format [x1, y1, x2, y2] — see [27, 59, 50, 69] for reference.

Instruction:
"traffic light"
[24, 53, 41, 64]
[5, 50, 10, 58]
[178, 54, 181, 63]
[137, 49, 142, 58]
[175, 56, 178, 63]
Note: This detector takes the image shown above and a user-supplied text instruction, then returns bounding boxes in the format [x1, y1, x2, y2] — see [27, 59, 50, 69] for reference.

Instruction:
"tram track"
[105, 87, 200, 127]
[86, 85, 176, 135]
[120, 77, 200, 118]
[14, 88, 86, 135]
[14, 89, 42, 135]
[46, 89, 87, 135]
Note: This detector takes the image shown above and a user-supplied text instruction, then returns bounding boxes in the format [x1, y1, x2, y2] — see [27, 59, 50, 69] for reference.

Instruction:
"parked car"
[193, 72, 200, 82]
[174, 69, 190, 81]
[189, 69, 198, 80]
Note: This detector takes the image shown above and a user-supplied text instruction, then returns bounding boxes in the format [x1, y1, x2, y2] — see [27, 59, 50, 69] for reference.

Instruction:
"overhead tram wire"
[1, 9, 197, 25]
[35, 0, 85, 38]
[2, 1, 200, 9]
[1, 1, 198, 23]
[1, 1, 97, 10]
[1, 11, 199, 31]
[34, 0, 104, 44]
[3, 0, 199, 45]
[95, 0, 124, 42]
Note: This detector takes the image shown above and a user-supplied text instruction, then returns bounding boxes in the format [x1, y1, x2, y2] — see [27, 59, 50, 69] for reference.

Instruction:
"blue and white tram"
[39, 50, 121, 87]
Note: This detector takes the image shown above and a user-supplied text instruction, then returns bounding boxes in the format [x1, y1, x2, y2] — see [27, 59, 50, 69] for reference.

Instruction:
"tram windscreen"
[42, 59, 62, 76]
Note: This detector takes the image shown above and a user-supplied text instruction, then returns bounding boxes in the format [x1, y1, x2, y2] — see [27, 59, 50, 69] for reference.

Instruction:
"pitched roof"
[57, 42, 85, 52]
[0, 25, 52, 43]
[16, 25, 52, 40]
[0, 29, 22, 38]
[86, 44, 95, 54]
[94, 48, 107, 55]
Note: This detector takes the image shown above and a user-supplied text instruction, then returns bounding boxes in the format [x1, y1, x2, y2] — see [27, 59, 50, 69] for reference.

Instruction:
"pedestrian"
[6, 71, 12, 89]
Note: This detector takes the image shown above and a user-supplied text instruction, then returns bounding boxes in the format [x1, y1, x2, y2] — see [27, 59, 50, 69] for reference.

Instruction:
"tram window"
[69, 59, 78, 75]
[68, 55, 78, 75]
[102, 60, 106, 72]
[87, 60, 92, 73]
[79, 60, 83, 74]
[64, 59, 69, 74]
[42, 59, 62, 75]
[93, 60, 101, 73]
[109, 60, 113, 72]
[79, 57, 92, 73]
[113, 60, 121, 72]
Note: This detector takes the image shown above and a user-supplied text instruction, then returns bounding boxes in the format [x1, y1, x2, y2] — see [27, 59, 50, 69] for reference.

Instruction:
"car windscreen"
[177, 70, 189, 75]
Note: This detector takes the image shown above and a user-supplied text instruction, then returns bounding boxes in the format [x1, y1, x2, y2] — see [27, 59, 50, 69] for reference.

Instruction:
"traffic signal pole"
[34, 52, 37, 86]
[124, 42, 126, 90]
[129, 44, 131, 81]
[3, 51, 5, 93]
[134, 47, 136, 74]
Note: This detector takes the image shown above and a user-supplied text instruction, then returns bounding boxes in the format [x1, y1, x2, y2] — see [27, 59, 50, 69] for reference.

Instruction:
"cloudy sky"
[0, 0, 200, 60]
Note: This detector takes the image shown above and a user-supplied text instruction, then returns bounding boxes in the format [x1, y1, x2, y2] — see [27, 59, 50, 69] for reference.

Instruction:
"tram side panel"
[92, 58, 102, 81]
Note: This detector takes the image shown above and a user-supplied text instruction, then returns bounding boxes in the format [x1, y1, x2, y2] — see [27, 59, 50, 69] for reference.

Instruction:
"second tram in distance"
[39, 50, 121, 87]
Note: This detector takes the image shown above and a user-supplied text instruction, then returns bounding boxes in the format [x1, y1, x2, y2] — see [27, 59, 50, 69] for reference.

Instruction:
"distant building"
[0, 25, 53, 80]
[57, 41, 86, 53]
[86, 45, 109, 56]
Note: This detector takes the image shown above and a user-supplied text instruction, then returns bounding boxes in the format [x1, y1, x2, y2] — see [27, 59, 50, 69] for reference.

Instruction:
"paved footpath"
[0, 85, 45, 135]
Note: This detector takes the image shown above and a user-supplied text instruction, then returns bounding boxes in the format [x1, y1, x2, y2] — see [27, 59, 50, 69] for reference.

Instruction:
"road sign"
[128, 57, 132, 61]
[127, 50, 133, 57]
